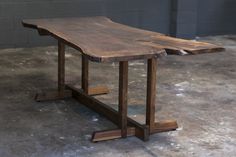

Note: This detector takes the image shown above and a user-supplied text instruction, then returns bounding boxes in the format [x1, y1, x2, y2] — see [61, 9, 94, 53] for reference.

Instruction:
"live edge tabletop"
[22, 16, 224, 142]
[22, 16, 223, 62]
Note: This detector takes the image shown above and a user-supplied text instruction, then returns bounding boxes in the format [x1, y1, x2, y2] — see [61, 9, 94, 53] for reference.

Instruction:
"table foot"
[87, 86, 109, 96]
[35, 90, 72, 102]
[66, 85, 109, 96]
[35, 85, 109, 102]
[92, 127, 135, 142]
[150, 120, 178, 134]
[66, 84, 149, 141]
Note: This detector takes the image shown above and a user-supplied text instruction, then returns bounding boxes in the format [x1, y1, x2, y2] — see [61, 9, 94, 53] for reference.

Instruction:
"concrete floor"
[0, 35, 236, 157]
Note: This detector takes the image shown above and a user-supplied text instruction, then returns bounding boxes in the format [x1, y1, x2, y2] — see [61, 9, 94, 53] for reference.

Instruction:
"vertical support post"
[119, 61, 128, 138]
[58, 40, 65, 96]
[82, 55, 89, 94]
[146, 58, 157, 132]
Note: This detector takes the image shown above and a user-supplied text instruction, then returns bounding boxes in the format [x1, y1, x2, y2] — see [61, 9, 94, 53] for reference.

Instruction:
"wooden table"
[22, 16, 224, 142]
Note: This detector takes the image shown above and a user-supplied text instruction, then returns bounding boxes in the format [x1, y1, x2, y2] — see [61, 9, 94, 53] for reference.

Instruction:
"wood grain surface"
[22, 16, 224, 62]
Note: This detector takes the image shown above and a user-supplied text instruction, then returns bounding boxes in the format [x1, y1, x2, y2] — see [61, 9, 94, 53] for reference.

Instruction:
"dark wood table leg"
[146, 58, 178, 134]
[58, 40, 66, 95]
[146, 58, 157, 132]
[82, 55, 89, 94]
[119, 61, 128, 138]
[35, 44, 109, 102]
[81, 55, 109, 96]
[35, 41, 72, 102]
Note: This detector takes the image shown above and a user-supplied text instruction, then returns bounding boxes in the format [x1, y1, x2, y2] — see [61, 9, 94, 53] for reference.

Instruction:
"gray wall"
[0, 0, 171, 48]
[170, 0, 236, 39]
[197, 0, 236, 36]
[0, 0, 236, 48]
[170, 0, 198, 39]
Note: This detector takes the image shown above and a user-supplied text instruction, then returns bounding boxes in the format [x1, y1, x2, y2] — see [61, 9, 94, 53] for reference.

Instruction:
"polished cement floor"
[0, 35, 235, 157]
